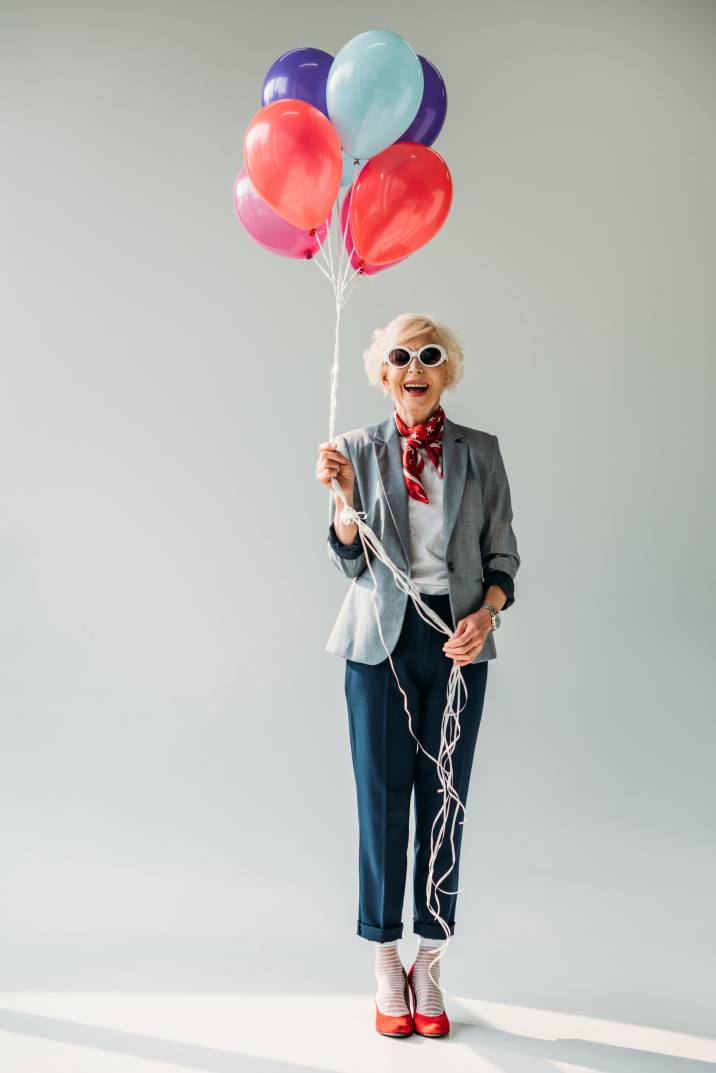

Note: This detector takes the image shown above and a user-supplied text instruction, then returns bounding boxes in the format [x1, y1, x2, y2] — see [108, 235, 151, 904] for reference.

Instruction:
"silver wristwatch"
[481, 603, 501, 630]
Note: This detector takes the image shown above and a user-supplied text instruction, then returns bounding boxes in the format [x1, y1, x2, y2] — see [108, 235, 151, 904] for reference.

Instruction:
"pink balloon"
[233, 166, 329, 258]
[340, 183, 406, 275]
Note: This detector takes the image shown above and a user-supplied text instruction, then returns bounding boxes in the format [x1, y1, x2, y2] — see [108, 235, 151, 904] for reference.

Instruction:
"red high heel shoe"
[407, 963, 450, 1037]
[375, 964, 414, 1037]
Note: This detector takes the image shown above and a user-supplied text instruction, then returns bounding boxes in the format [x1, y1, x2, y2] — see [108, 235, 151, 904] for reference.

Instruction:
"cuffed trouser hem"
[414, 920, 455, 939]
[357, 920, 404, 942]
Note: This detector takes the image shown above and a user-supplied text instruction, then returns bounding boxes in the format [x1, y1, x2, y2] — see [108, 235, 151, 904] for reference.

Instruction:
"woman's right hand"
[316, 441, 356, 504]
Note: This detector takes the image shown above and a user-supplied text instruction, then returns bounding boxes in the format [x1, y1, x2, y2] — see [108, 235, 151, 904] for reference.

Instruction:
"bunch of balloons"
[234, 30, 453, 274]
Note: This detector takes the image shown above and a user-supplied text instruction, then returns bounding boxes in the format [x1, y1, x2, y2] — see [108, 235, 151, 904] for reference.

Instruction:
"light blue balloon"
[327, 30, 424, 161]
[340, 150, 364, 187]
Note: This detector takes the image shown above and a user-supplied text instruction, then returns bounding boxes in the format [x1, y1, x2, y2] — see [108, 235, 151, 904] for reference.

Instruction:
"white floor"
[0, 992, 713, 1073]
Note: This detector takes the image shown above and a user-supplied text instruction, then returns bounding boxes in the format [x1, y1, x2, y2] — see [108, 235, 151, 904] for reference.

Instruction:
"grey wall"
[2, 0, 714, 1037]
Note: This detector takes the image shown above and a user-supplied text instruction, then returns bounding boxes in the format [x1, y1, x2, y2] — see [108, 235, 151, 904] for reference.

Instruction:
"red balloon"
[349, 142, 453, 266]
[340, 183, 407, 275]
[244, 99, 342, 230]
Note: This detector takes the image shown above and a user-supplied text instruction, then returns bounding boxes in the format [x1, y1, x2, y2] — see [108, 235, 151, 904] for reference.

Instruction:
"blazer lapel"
[372, 412, 467, 567]
[441, 418, 468, 553]
[373, 414, 410, 565]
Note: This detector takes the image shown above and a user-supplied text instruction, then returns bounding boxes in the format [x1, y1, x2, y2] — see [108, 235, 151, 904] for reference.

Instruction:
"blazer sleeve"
[479, 434, 521, 610]
[325, 437, 370, 580]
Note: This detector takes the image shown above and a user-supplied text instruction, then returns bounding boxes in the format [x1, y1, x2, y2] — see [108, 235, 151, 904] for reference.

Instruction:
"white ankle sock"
[374, 940, 409, 1016]
[412, 936, 446, 1015]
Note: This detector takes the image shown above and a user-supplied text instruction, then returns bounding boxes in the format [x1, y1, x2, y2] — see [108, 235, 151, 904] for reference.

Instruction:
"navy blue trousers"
[344, 592, 489, 943]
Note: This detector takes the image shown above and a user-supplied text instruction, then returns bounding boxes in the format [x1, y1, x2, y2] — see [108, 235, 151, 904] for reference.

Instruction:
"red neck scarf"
[394, 405, 445, 504]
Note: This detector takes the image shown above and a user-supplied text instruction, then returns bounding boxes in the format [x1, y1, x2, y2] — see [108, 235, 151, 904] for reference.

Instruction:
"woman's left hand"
[442, 609, 492, 666]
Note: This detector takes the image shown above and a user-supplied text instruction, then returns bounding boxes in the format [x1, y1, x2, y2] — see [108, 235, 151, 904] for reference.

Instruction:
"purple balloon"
[261, 47, 334, 118]
[396, 55, 447, 147]
[233, 166, 330, 259]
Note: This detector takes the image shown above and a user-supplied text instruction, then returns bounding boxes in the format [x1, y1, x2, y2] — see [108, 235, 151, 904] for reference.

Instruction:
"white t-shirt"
[399, 434, 449, 594]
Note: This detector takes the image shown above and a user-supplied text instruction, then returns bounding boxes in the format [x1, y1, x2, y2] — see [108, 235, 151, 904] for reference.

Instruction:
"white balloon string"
[322, 213, 337, 283]
[336, 158, 359, 289]
[320, 176, 464, 996]
[335, 188, 348, 288]
[328, 477, 469, 994]
[339, 263, 362, 300]
[328, 298, 342, 447]
[313, 229, 335, 284]
[337, 159, 361, 293]
[339, 202, 359, 291]
[311, 254, 334, 286]
[340, 270, 362, 307]
[338, 239, 354, 294]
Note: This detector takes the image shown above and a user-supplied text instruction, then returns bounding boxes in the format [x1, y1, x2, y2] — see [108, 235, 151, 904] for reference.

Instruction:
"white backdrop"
[2, 0, 714, 1041]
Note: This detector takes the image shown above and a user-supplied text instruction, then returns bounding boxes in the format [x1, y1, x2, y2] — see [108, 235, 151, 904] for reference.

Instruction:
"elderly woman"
[315, 313, 520, 1039]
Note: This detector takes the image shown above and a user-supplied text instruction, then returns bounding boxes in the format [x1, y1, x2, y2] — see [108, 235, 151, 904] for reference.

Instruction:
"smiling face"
[380, 330, 449, 426]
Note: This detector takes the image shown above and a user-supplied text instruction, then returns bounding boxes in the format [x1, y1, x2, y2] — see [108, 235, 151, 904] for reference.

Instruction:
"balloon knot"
[340, 505, 366, 525]
[305, 251, 313, 259]
[308, 228, 317, 236]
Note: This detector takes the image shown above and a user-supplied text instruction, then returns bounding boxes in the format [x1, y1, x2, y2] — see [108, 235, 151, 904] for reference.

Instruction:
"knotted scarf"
[393, 404, 445, 504]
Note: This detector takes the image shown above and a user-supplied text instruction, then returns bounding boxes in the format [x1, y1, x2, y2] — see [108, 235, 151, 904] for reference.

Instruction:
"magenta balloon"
[233, 166, 329, 258]
[339, 183, 406, 275]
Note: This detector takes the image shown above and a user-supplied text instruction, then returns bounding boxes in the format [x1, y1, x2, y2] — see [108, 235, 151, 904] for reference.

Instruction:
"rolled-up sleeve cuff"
[482, 568, 515, 610]
[328, 522, 364, 559]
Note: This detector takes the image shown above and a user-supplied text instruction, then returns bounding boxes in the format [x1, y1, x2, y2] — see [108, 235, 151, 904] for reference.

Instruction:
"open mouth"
[403, 382, 429, 396]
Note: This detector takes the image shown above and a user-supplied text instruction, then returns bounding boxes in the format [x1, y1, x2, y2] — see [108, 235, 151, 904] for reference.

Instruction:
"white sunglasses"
[383, 343, 448, 368]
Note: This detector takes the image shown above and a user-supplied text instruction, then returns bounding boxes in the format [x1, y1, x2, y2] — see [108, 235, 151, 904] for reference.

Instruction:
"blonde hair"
[363, 312, 465, 395]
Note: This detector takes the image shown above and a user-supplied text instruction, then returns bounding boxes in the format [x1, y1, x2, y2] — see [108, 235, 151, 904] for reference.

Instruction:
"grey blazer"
[324, 412, 520, 665]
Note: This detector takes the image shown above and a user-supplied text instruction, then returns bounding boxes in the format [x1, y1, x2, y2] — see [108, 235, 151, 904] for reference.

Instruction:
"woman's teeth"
[404, 383, 429, 394]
